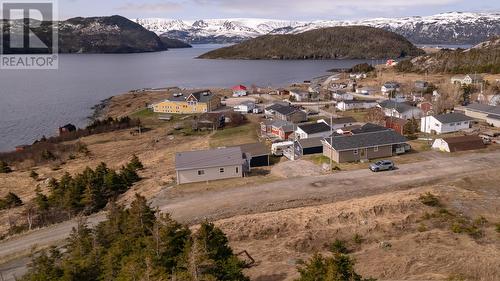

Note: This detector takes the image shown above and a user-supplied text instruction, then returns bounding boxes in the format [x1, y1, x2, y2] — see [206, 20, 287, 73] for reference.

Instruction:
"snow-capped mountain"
[135, 12, 500, 45]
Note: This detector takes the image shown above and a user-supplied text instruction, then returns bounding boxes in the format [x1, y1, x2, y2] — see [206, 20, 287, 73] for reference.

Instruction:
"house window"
[374, 146, 379, 152]
[353, 149, 358, 155]
[236, 167, 239, 173]
[197, 170, 205, 176]
[435, 123, 440, 127]
[456, 122, 461, 125]
[219, 168, 225, 173]
[450, 123, 455, 126]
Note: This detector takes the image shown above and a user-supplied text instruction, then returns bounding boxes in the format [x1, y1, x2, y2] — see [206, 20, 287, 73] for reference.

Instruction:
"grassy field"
[130, 108, 157, 119]
[339, 110, 369, 122]
[209, 123, 260, 148]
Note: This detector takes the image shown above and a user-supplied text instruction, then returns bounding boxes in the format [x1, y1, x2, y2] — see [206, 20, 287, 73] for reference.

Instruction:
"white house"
[355, 87, 376, 95]
[295, 121, 332, 139]
[420, 113, 473, 134]
[451, 74, 484, 85]
[232, 85, 248, 97]
[332, 92, 354, 101]
[317, 117, 357, 130]
[381, 82, 400, 95]
[290, 90, 310, 102]
[233, 101, 255, 113]
[336, 100, 378, 111]
[378, 100, 423, 120]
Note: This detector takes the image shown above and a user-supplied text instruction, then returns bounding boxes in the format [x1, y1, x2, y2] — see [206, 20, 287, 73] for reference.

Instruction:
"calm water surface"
[0, 44, 373, 151]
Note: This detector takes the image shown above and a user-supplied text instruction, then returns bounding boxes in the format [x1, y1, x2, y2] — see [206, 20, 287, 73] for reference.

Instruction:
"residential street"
[1, 151, 500, 280]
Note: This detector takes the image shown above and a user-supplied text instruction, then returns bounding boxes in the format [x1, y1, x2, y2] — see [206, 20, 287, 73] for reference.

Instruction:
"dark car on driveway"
[370, 160, 395, 172]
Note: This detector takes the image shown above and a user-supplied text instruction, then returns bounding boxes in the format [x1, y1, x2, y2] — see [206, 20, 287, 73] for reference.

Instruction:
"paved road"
[1, 151, 500, 280]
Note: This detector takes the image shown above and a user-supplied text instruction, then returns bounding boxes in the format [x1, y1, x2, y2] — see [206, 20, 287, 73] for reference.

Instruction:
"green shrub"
[330, 239, 349, 254]
[29, 170, 39, 179]
[419, 192, 441, 207]
[0, 161, 12, 173]
[0, 192, 23, 210]
[353, 233, 363, 244]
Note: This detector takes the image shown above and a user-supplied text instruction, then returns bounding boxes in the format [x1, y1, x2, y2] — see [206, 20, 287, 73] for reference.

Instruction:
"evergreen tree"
[296, 253, 376, 281]
[0, 160, 12, 173]
[3, 192, 23, 208]
[128, 154, 144, 171]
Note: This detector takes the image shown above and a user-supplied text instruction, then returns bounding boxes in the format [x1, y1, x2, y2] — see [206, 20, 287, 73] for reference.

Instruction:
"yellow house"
[152, 90, 221, 114]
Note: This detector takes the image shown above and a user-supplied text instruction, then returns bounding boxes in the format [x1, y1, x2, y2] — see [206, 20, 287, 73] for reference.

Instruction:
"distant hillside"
[198, 26, 424, 60]
[2, 15, 190, 54]
[397, 37, 500, 74]
[159, 36, 192, 49]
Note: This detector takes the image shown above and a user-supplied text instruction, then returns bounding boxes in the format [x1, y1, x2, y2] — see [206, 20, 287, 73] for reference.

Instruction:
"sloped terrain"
[399, 37, 500, 74]
[199, 26, 424, 60]
[215, 173, 500, 281]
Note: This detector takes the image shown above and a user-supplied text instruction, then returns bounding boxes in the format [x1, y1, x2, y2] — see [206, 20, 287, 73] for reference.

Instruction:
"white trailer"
[271, 141, 294, 156]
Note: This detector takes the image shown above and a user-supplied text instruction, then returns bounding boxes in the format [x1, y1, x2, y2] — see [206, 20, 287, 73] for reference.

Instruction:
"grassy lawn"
[130, 108, 157, 119]
[339, 110, 368, 122]
[408, 140, 432, 152]
[209, 123, 259, 148]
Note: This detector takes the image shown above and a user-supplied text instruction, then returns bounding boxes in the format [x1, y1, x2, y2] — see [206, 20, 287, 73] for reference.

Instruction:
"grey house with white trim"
[322, 128, 407, 163]
[464, 104, 500, 127]
[175, 147, 246, 185]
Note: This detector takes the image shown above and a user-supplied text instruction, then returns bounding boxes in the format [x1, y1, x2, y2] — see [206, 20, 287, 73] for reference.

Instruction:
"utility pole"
[329, 113, 333, 172]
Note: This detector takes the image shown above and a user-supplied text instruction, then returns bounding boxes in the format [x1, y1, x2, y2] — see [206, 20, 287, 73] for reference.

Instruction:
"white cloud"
[118, 1, 183, 13]
[193, 0, 461, 18]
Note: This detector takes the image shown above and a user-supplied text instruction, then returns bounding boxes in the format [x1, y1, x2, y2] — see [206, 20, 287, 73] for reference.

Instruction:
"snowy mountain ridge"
[134, 12, 500, 45]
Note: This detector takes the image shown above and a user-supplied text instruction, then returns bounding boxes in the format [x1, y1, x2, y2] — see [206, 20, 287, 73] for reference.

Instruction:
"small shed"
[295, 137, 324, 157]
[237, 142, 270, 168]
[432, 135, 486, 153]
[59, 124, 77, 135]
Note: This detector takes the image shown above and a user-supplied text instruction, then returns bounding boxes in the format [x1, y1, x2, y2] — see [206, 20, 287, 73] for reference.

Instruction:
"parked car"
[369, 160, 395, 172]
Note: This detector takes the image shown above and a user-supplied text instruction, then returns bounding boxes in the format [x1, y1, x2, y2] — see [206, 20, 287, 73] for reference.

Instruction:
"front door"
[360, 148, 367, 159]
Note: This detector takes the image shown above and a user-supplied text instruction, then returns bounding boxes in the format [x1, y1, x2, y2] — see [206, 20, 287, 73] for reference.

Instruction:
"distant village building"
[319, 117, 357, 130]
[464, 104, 500, 127]
[432, 135, 486, 153]
[152, 90, 221, 114]
[377, 100, 423, 120]
[261, 119, 295, 140]
[295, 122, 332, 139]
[414, 80, 429, 92]
[232, 85, 248, 97]
[336, 100, 378, 111]
[417, 101, 434, 115]
[59, 124, 77, 135]
[385, 117, 407, 135]
[381, 82, 401, 95]
[332, 91, 354, 101]
[233, 101, 255, 114]
[420, 113, 473, 134]
[265, 103, 307, 123]
[451, 74, 484, 85]
[355, 87, 376, 95]
[289, 90, 310, 102]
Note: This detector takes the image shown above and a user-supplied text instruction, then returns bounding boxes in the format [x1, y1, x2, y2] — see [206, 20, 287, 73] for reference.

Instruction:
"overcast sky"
[55, 0, 500, 20]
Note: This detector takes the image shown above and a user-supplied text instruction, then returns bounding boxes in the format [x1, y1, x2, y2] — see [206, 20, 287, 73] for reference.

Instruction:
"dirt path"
[1, 151, 500, 279]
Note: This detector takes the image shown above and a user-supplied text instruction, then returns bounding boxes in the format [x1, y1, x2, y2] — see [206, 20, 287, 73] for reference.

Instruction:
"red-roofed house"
[232, 85, 248, 97]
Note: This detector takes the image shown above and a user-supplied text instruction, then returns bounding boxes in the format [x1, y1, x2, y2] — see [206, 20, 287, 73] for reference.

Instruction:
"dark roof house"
[325, 130, 407, 151]
[297, 122, 331, 135]
[433, 113, 474, 124]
